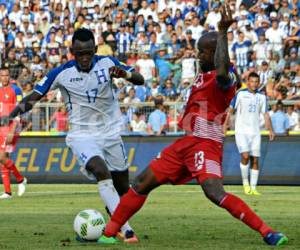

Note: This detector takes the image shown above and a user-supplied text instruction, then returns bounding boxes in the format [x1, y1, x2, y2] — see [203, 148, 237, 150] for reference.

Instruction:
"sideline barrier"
[4, 135, 300, 185]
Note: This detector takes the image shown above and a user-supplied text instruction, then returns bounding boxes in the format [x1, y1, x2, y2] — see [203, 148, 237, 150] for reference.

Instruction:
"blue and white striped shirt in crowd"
[259, 70, 273, 87]
[232, 40, 252, 67]
[115, 32, 132, 54]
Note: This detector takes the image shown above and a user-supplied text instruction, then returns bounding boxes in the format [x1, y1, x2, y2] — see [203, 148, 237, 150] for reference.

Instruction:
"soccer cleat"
[116, 230, 139, 243]
[0, 193, 12, 199]
[116, 232, 125, 241]
[75, 234, 97, 243]
[263, 232, 288, 246]
[18, 177, 27, 197]
[250, 189, 261, 196]
[243, 184, 251, 195]
[98, 235, 119, 244]
[124, 230, 139, 243]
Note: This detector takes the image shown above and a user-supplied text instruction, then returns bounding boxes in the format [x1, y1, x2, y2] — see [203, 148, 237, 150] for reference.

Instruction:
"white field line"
[20, 189, 300, 196]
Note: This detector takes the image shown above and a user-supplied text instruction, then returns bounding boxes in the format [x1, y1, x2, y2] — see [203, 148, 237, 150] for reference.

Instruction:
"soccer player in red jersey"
[0, 68, 27, 199]
[99, 5, 288, 246]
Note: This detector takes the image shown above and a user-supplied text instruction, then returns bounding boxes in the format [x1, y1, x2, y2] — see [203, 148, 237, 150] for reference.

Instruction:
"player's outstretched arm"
[9, 91, 43, 120]
[215, 4, 235, 88]
[109, 66, 144, 85]
[223, 107, 234, 135]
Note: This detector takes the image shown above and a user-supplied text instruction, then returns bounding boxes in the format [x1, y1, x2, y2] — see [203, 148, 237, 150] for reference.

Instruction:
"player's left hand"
[218, 4, 235, 32]
[109, 66, 127, 79]
[269, 131, 275, 141]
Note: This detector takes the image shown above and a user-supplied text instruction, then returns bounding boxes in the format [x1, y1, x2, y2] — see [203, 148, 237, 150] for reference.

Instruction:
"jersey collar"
[246, 88, 259, 94]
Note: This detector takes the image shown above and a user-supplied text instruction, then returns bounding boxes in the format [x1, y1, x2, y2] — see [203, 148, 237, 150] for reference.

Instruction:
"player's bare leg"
[249, 156, 261, 195]
[85, 156, 136, 242]
[240, 152, 251, 194]
[200, 177, 287, 245]
[111, 170, 129, 196]
[100, 166, 161, 243]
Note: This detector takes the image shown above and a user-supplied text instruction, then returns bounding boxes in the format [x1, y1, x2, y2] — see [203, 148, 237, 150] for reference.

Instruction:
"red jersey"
[0, 86, 17, 116]
[179, 67, 238, 143]
[54, 111, 68, 131]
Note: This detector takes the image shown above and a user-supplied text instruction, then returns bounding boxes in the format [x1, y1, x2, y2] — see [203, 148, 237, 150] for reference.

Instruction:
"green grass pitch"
[0, 184, 299, 250]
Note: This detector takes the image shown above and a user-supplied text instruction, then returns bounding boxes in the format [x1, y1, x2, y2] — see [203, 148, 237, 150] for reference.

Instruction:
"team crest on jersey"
[4, 94, 9, 99]
[94, 69, 108, 85]
[193, 74, 204, 88]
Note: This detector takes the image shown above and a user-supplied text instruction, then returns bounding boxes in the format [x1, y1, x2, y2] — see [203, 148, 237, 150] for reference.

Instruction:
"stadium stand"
[0, 0, 299, 133]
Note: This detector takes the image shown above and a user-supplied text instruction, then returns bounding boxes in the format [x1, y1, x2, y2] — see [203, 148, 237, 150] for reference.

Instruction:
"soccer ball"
[73, 209, 105, 240]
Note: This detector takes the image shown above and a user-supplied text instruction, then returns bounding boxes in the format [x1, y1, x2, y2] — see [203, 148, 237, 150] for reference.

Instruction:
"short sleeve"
[148, 113, 154, 126]
[232, 43, 236, 53]
[285, 115, 290, 130]
[108, 56, 134, 72]
[161, 113, 167, 126]
[230, 92, 239, 109]
[34, 66, 62, 96]
[11, 84, 23, 102]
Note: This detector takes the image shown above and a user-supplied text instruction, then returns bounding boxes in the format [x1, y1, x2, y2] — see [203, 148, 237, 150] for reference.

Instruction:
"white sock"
[240, 163, 249, 186]
[250, 169, 259, 190]
[98, 179, 133, 234]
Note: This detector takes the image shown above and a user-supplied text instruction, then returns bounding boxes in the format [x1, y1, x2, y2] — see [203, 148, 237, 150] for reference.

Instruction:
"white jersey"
[230, 89, 267, 135]
[34, 55, 133, 136]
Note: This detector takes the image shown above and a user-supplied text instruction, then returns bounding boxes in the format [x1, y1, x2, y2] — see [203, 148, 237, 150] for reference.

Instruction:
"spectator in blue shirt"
[271, 101, 290, 135]
[161, 79, 177, 100]
[147, 98, 167, 135]
[155, 46, 172, 85]
[135, 85, 151, 102]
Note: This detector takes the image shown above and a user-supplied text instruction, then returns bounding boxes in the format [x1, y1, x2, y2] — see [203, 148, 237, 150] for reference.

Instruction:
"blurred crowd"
[0, 0, 299, 133]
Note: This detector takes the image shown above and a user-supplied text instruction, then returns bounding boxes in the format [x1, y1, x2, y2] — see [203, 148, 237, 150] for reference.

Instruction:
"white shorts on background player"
[235, 133, 261, 157]
[66, 132, 128, 180]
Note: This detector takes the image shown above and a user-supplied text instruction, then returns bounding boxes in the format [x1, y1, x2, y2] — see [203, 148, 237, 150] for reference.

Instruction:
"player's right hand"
[218, 4, 235, 32]
[269, 131, 275, 141]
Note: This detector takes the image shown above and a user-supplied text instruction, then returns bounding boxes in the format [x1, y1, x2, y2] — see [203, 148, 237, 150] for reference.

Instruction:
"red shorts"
[150, 136, 223, 185]
[0, 127, 18, 153]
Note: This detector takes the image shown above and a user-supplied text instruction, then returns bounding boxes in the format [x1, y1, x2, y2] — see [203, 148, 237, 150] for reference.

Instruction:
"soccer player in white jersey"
[7, 28, 144, 242]
[223, 72, 275, 195]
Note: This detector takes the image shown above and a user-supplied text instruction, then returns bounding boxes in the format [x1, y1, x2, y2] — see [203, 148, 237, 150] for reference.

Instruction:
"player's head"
[70, 28, 96, 72]
[247, 72, 260, 91]
[276, 100, 284, 111]
[197, 32, 218, 72]
[0, 67, 10, 86]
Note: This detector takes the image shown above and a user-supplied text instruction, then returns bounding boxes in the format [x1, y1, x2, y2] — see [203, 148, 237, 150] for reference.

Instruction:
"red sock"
[104, 187, 147, 237]
[5, 159, 23, 183]
[220, 193, 274, 237]
[1, 166, 11, 194]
